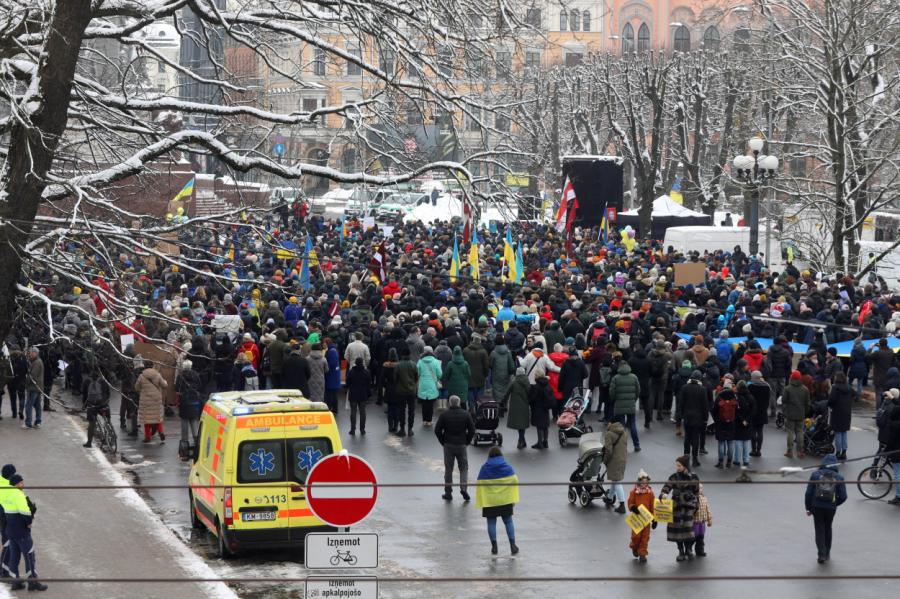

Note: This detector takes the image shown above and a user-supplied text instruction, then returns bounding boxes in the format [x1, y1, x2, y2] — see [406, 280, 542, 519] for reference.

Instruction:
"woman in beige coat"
[135, 363, 168, 443]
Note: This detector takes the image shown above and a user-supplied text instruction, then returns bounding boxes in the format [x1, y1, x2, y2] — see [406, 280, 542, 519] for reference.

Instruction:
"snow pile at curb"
[69, 415, 238, 599]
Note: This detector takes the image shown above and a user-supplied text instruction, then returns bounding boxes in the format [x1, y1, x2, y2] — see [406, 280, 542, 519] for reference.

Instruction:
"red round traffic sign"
[305, 453, 378, 527]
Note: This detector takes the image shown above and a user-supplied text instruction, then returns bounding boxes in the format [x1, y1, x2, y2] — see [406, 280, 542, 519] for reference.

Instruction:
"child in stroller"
[567, 433, 614, 507]
[804, 401, 836, 456]
[556, 389, 593, 446]
[472, 397, 503, 447]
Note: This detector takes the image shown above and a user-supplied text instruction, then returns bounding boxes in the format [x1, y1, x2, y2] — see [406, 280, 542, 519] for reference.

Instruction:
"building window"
[582, 10, 591, 32]
[673, 25, 690, 52]
[524, 51, 541, 68]
[313, 47, 326, 76]
[342, 148, 358, 172]
[559, 9, 567, 31]
[564, 52, 583, 67]
[790, 155, 807, 178]
[157, 61, 166, 73]
[495, 113, 510, 132]
[438, 48, 454, 77]
[495, 51, 512, 77]
[734, 27, 751, 53]
[406, 107, 424, 125]
[379, 48, 395, 74]
[638, 23, 650, 51]
[302, 98, 323, 125]
[346, 45, 362, 76]
[525, 8, 541, 27]
[703, 26, 720, 52]
[466, 108, 482, 131]
[622, 23, 634, 52]
[569, 9, 580, 32]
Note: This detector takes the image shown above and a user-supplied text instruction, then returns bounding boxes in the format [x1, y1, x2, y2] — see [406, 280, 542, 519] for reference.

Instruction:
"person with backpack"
[713, 383, 738, 468]
[81, 369, 109, 448]
[805, 454, 847, 563]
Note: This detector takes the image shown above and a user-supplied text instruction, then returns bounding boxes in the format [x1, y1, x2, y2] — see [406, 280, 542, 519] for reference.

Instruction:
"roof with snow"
[620, 194, 707, 218]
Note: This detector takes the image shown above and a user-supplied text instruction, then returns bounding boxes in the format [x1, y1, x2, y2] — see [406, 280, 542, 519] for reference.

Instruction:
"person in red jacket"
[238, 333, 260, 369]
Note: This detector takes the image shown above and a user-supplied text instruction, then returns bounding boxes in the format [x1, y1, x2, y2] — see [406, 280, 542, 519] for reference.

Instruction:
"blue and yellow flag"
[449, 234, 461, 283]
[172, 178, 194, 203]
[515, 242, 524, 283]
[600, 214, 609, 245]
[468, 232, 479, 282]
[504, 228, 517, 282]
[300, 237, 313, 290]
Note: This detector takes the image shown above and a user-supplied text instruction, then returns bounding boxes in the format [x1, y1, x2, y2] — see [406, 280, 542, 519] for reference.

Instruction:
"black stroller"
[567, 433, 614, 508]
[472, 398, 503, 447]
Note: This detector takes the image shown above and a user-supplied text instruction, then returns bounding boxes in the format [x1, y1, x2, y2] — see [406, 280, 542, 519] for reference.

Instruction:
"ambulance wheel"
[189, 491, 203, 530]
[496, 433, 503, 447]
[579, 490, 592, 507]
[215, 521, 235, 559]
[568, 487, 577, 504]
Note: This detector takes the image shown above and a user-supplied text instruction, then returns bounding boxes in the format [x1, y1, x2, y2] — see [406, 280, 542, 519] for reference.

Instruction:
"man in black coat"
[676, 371, 709, 467]
[765, 337, 793, 416]
[282, 347, 311, 398]
[558, 348, 587, 404]
[434, 395, 476, 502]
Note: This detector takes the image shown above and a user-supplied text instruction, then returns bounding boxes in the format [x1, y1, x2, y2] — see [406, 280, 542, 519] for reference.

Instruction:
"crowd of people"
[2, 202, 900, 567]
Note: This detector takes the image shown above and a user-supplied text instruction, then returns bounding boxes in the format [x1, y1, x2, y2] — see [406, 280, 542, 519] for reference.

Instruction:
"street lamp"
[733, 137, 778, 260]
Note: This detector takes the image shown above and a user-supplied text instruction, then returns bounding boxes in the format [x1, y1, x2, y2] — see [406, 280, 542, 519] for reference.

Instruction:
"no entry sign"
[306, 453, 378, 527]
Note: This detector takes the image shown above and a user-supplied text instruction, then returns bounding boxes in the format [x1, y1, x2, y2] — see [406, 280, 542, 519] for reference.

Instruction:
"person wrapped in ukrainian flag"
[475, 446, 520, 556]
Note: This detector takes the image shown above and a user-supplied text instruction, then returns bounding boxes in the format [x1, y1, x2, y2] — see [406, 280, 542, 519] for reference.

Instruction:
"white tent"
[618, 194, 712, 237]
[402, 194, 462, 224]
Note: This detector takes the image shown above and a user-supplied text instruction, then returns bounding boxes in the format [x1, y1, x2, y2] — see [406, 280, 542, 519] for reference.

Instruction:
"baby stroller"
[471, 397, 503, 447]
[567, 433, 613, 507]
[556, 389, 593, 446]
[804, 411, 835, 457]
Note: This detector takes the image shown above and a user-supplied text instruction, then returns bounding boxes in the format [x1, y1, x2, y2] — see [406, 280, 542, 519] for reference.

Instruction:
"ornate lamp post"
[733, 136, 778, 259]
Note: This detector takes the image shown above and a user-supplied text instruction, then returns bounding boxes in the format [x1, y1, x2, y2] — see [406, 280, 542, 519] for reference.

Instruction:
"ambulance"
[188, 390, 342, 557]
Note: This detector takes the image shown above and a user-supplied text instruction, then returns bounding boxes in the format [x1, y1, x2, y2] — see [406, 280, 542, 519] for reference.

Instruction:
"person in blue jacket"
[805, 454, 847, 564]
[324, 338, 342, 414]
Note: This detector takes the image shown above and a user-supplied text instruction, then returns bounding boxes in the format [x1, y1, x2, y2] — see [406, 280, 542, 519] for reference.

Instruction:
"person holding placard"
[626, 469, 657, 563]
[659, 455, 700, 562]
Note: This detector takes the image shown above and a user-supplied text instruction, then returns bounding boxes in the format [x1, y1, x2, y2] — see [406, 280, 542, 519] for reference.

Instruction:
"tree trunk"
[0, 0, 93, 342]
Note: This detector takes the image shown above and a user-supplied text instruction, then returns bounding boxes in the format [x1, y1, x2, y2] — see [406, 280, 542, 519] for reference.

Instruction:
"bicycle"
[329, 549, 357, 566]
[857, 454, 894, 500]
[94, 407, 118, 455]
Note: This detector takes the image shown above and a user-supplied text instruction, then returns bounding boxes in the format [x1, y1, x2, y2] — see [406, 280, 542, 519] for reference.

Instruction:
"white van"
[663, 226, 750, 256]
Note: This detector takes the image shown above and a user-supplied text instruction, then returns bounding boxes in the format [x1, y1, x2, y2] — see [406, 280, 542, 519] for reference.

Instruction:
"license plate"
[241, 511, 277, 522]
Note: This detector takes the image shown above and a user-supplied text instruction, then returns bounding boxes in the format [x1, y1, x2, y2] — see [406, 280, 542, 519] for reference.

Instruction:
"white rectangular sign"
[305, 533, 378, 569]
[305, 577, 377, 599]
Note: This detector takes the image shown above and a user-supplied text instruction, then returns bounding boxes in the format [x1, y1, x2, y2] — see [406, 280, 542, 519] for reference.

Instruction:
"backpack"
[650, 353, 667, 378]
[718, 397, 738, 423]
[591, 325, 605, 342]
[814, 470, 838, 503]
[617, 332, 630, 350]
[86, 378, 105, 407]
[599, 366, 612, 387]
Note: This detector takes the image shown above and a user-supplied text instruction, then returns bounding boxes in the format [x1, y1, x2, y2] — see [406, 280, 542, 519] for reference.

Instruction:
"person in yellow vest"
[0, 473, 47, 591]
[0, 464, 15, 580]
[475, 447, 519, 556]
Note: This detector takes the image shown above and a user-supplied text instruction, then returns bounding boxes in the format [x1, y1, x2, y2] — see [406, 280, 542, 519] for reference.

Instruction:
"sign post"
[304, 532, 378, 569]
[305, 453, 378, 528]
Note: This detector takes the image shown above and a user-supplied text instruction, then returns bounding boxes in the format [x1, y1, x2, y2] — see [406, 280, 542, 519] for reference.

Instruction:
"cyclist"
[81, 369, 110, 448]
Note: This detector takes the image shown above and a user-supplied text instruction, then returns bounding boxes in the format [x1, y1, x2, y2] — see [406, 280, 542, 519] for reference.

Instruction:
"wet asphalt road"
[62, 389, 900, 599]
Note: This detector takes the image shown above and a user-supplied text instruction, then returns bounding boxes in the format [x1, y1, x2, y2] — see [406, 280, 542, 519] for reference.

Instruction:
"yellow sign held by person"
[654, 498, 674, 523]
[625, 504, 655, 534]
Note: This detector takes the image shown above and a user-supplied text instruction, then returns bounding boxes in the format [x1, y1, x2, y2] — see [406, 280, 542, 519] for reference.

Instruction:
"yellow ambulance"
[188, 390, 342, 557]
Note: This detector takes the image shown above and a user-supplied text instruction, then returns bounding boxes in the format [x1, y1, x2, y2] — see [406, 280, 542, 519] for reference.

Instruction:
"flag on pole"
[339, 216, 347, 246]
[462, 200, 473, 245]
[564, 192, 580, 258]
[555, 177, 577, 232]
[171, 178, 195, 203]
[369, 241, 388, 284]
[504, 228, 517, 282]
[468, 232, 479, 282]
[227, 229, 240, 263]
[600, 212, 609, 245]
[449, 235, 461, 283]
[299, 237, 314, 291]
[515, 242, 524, 284]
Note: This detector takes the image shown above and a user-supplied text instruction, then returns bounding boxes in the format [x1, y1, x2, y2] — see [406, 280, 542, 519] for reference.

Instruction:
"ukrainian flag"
[504, 228, 517, 282]
[515, 242, 524, 283]
[475, 455, 519, 509]
[468, 233, 479, 282]
[449, 235, 461, 283]
[300, 237, 313, 290]
[172, 178, 194, 203]
[600, 214, 609, 244]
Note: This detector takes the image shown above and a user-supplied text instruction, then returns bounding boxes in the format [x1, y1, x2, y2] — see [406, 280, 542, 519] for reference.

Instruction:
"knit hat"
[791, 370, 802, 380]
[637, 469, 651, 482]
[690, 370, 703, 380]
[675, 455, 691, 470]
[751, 370, 763, 381]
[7, 474, 22, 486]
[1, 464, 15, 480]
[682, 360, 692, 369]
[890, 388, 900, 400]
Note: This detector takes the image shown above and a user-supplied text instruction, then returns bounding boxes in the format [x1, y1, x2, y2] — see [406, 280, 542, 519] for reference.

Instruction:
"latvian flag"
[555, 177, 577, 232]
[369, 241, 388, 284]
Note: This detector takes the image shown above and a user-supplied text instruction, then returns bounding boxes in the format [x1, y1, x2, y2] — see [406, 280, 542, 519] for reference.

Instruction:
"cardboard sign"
[625, 504, 654, 534]
[654, 498, 674, 523]
[674, 262, 706, 287]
